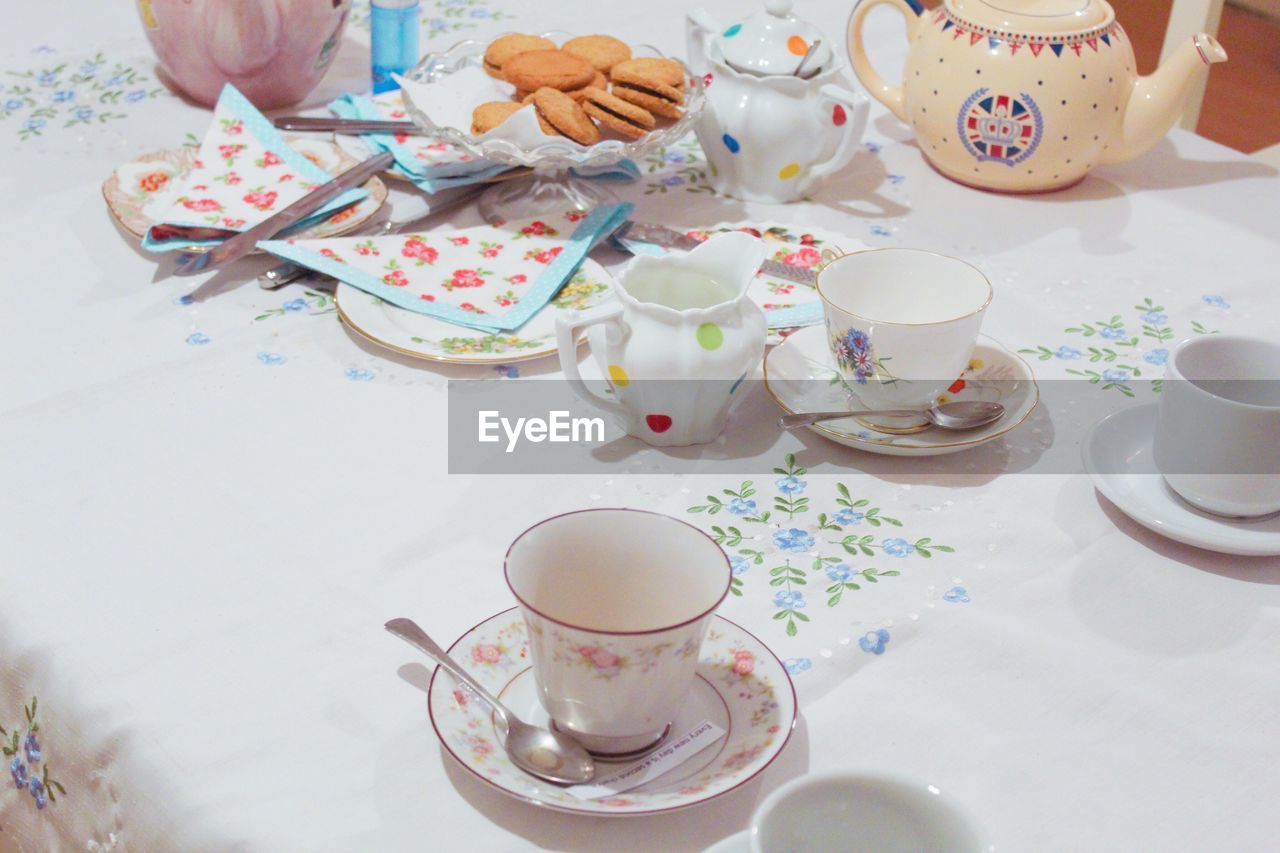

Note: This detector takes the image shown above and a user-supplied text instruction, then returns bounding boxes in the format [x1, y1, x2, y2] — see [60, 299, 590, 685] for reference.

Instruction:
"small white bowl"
[747, 772, 991, 853]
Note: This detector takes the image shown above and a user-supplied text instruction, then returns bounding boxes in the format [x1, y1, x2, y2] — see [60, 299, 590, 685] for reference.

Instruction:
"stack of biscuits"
[470, 33, 688, 146]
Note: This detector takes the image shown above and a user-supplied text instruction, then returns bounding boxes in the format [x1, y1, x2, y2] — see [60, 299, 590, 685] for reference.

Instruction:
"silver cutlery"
[780, 400, 1005, 431]
[173, 152, 394, 277]
[613, 220, 818, 287]
[385, 617, 595, 785]
[273, 116, 421, 135]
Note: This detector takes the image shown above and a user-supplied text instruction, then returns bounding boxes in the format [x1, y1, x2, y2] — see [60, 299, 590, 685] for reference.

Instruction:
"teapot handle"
[847, 0, 922, 122]
[805, 86, 871, 186]
[555, 303, 629, 421]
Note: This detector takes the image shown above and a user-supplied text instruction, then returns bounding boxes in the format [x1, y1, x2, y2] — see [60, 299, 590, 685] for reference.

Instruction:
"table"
[2, 1, 1278, 850]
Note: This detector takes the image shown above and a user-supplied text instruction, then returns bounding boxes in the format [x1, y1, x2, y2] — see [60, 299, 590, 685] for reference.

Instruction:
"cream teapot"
[847, 0, 1227, 192]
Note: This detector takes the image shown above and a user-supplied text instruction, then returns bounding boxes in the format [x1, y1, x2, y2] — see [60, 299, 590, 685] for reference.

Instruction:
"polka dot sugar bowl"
[847, 0, 1227, 193]
[555, 231, 768, 447]
[686, 1, 870, 203]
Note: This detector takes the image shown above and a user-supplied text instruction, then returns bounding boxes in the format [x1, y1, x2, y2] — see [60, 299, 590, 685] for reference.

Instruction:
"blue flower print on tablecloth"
[1020, 297, 1223, 397]
[642, 138, 718, 196]
[825, 563, 854, 582]
[283, 298, 307, 312]
[727, 497, 757, 516]
[776, 475, 806, 495]
[257, 352, 287, 366]
[687, 454, 954, 639]
[773, 528, 815, 553]
[0, 50, 164, 140]
[1202, 294, 1230, 309]
[870, 225, 892, 237]
[174, 294, 195, 306]
[832, 508, 864, 526]
[859, 628, 890, 655]
[186, 332, 210, 345]
[943, 586, 970, 603]
[864, 140, 882, 153]
[350, 0, 510, 37]
[783, 657, 812, 674]
[773, 590, 806, 610]
[887, 174, 905, 185]
[4, 697, 66, 811]
[346, 367, 376, 382]
[882, 538, 915, 557]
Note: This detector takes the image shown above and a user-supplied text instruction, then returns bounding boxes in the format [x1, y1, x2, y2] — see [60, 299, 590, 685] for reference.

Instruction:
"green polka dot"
[696, 322, 723, 351]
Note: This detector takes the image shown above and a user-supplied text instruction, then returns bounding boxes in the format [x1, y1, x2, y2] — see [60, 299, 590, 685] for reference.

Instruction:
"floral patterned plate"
[334, 258, 614, 364]
[427, 608, 796, 816]
[764, 326, 1039, 456]
[667, 222, 865, 344]
[102, 138, 387, 252]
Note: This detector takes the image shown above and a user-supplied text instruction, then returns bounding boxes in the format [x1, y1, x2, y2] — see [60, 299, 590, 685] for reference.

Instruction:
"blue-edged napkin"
[259, 203, 633, 334]
[141, 85, 367, 253]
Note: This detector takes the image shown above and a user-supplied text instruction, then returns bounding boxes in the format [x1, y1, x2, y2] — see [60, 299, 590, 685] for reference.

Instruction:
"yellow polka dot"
[787, 35, 808, 56]
[968, 357, 984, 370]
[608, 364, 630, 387]
[778, 162, 801, 180]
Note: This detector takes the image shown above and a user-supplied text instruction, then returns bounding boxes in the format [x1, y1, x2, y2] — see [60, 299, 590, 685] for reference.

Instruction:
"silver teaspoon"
[780, 400, 1005, 431]
[385, 617, 595, 785]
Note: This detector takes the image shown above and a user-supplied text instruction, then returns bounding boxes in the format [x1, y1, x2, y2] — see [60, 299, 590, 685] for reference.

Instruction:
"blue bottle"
[371, 0, 420, 94]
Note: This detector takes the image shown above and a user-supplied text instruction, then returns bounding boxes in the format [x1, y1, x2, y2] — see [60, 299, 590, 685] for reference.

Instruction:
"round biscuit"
[531, 87, 601, 146]
[562, 35, 632, 74]
[580, 86, 654, 139]
[482, 34, 555, 78]
[503, 50, 595, 93]
[610, 57, 685, 89]
[471, 101, 523, 135]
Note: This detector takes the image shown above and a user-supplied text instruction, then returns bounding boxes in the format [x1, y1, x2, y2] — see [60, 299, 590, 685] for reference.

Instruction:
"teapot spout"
[1101, 34, 1227, 165]
[685, 8, 721, 75]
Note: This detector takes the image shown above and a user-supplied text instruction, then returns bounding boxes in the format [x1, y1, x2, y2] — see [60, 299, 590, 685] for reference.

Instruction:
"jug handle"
[556, 303, 629, 420]
[847, 0, 921, 122]
[805, 86, 871, 186]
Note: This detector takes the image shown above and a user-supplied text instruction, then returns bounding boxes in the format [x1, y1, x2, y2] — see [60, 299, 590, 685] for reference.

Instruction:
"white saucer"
[427, 608, 797, 816]
[1083, 404, 1280, 556]
[763, 326, 1039, 456]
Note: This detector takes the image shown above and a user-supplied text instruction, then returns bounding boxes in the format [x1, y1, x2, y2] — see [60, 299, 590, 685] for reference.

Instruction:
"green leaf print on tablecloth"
[688, 454, 953, 637]
[1, 50, 165, 140]
[350, 0, 511, 38]
[642, 138, 718, 196]
[1019, 296, 1223, 396]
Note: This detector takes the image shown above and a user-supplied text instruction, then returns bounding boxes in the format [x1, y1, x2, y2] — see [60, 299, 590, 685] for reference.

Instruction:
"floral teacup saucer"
[102, 138, 387, 253]
[764, 326, 1039, 456]
[427, 607, 797, 816]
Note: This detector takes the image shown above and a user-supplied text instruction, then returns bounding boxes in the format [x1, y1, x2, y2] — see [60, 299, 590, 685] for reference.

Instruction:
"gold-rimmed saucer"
[764, 326, 1038, 456]
[102, 138, 387, 254]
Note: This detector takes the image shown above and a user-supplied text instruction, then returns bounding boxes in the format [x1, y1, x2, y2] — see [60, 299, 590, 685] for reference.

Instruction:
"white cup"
[1153, 335, 1280, 518]
[748, 772, 989, 853]
[504, 508, 730, 757]
[817, 249, 991, 412]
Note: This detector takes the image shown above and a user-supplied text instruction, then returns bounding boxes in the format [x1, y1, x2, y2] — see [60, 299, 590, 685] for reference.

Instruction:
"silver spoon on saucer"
[780, 400, 1005, 431]
[385, 617, 595, 785]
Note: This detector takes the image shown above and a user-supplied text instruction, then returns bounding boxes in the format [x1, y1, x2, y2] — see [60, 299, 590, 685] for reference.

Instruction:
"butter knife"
[612, 220, 817, 287]
[273, 117, 420, 135]
[173, 151, 394, 277]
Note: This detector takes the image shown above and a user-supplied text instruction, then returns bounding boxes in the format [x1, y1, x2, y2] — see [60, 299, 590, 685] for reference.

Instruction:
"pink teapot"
[847, 0, 1227, 192]
[136, 0, 352, 110]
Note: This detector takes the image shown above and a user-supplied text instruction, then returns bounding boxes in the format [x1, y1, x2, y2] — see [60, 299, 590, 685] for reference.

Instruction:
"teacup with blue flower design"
[817, 248, 991, 415]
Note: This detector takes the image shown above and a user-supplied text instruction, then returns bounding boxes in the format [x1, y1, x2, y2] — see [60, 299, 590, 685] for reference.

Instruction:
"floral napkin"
[328, 91, 507, 191]
[141, 85, 367, 253]
[259, 203, 632, 334]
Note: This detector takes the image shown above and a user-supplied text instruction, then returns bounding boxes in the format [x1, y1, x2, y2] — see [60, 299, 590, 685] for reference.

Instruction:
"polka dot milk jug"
[555, 232, 768, 447]
[686, 0, 870, 203]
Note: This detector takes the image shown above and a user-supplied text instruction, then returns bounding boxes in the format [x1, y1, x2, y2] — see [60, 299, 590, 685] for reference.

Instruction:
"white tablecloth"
[2, 1, 1279, 850]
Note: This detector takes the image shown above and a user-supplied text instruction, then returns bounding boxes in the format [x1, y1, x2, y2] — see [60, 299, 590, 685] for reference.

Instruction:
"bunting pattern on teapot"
[930, 7, 1125, 57]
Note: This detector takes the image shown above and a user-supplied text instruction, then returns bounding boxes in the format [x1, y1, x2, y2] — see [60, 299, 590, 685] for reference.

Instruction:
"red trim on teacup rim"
[503, 507, 732, 636]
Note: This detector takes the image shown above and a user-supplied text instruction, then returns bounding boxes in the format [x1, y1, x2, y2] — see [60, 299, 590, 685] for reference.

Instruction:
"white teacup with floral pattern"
[504, 508, 730, 757]
[818, 249, 992, 415]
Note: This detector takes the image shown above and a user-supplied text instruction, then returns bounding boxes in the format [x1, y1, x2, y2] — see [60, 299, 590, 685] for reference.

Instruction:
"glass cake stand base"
[477, 166, 619, 225]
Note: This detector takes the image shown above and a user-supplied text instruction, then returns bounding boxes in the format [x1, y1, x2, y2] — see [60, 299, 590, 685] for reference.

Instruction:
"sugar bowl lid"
[719, 0, 833, 76]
